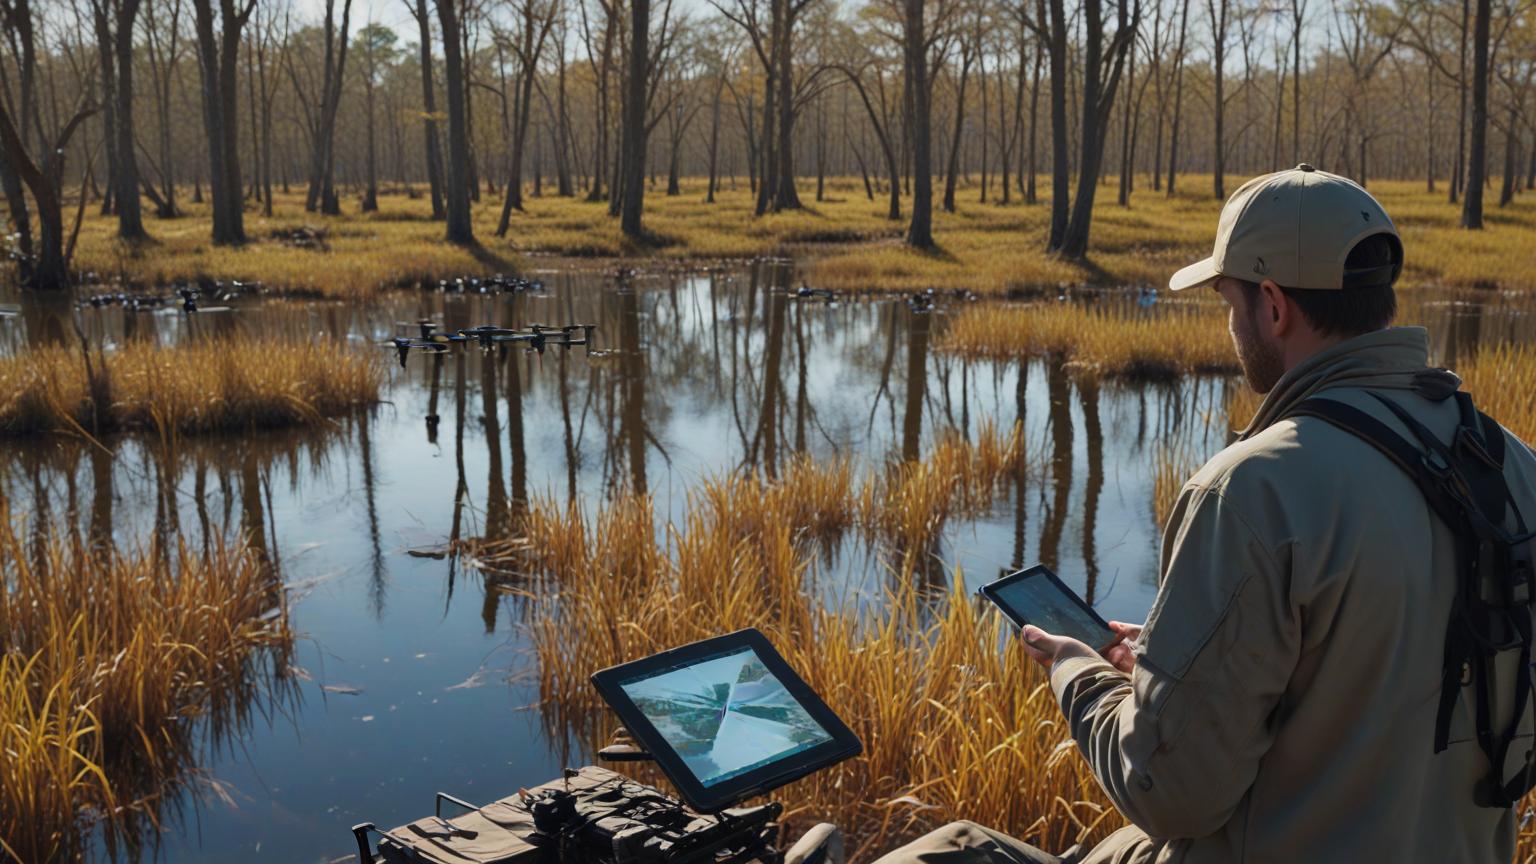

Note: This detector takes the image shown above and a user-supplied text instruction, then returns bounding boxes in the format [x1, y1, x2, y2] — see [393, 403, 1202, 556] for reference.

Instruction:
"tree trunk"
[1452, 0, 1468, 203]
[620, 0, 649, 238]
[362, 72, 379, 211]
[1166, 0, 1188, 196]
[0, 102, 94, 290]
[1461, 0, 1488, 229]
[1210, 0, 1226, 200]
[773, 30, 801, 211]
[707, 75, 723, 202]
[1057, 0, 1134, 258]
[943, 51, 971, 213]
[113, 0, 148, 238]
[1045, 0, 1069, 248]
[905, 0, 932, 248]
[414, 0, 446, 219]
[438, 0, 475, 243]
[192, 0, 250, 245]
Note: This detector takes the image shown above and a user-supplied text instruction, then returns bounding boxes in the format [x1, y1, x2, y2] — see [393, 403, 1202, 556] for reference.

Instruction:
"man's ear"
[1258, 279, 1291, 338]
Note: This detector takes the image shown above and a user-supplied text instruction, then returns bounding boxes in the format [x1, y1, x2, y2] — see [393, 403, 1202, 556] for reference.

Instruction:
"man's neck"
[1281, 331, 1356, 377]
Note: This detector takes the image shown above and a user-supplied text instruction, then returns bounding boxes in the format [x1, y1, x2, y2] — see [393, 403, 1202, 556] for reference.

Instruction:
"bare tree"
[0, 98, 96, 289]
[407, 0, 447, 217]
[1205, 0, 1231, 197]
[494, 0, 557, 231]
[356, 22, 398, 211]
[191, 0, 258, 244]
[437, 0, 475, 242]
[90, 0, 148, 237]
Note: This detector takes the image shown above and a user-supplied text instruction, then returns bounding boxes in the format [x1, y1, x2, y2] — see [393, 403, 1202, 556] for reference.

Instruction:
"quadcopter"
[78, 283, 243, 314]
[435, 274, 546, 295]
[388, 320, 596, 367]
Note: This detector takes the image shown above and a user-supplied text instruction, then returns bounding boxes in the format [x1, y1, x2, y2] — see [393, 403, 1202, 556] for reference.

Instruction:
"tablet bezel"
[978, 564, 1117, 652]
[590, 628, 862, 813]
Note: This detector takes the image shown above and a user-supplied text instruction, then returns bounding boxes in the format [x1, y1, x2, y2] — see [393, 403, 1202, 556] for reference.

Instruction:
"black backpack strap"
[1289, 396, 1477, 756]
[1290, 392, 1536, 808]
[1288, 397, 1466, 531]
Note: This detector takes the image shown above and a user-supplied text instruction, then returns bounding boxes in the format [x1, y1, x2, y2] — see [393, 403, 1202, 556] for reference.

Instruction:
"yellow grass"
[495, 427, 1118, 860]
[936, 301, 1236, 381]
[0, 504, 293, 861]
[1150, 444, 1203, 529]
[0, 336, 382, 436]
[857, 421, 1029, 558]
[59, 176, 1536, 299]
[1460, 342, 1536, 444]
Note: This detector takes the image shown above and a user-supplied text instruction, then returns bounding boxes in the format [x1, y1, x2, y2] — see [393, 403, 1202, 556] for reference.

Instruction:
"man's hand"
[1018, 620, 1145, 676]
[1104, 621, 1143, 675]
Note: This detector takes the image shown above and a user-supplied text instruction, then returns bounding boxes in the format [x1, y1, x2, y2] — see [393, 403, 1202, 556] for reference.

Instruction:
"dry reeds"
[506, 426, 1115, 860]
[1459, 342, 1536, 444]
[0, 336, 382, 437]
[1150, 444, 1202, 529]
[937, 303, 1237, 382]
[857, 421, 1029, 558]
[0, 504, 293, 862]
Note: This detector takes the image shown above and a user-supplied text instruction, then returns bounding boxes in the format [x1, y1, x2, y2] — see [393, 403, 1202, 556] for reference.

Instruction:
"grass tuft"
[0, 337, 382, 437]
[0, 505, 293, 861]
[937, 301, 1236, 381]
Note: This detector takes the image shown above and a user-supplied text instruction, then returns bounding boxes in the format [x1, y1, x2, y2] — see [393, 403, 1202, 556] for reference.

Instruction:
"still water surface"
[0, 263, 1528, 862]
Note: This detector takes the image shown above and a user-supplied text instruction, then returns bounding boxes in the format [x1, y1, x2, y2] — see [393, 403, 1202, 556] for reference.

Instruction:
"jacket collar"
[1239, 326, 1458, 439]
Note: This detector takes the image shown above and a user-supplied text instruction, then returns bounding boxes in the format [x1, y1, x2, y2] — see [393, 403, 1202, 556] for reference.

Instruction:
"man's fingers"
[1108, 620, 1145, 638]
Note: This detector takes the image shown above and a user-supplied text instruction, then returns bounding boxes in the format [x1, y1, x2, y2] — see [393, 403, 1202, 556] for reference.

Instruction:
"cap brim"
[1168, 257, 1221, 292]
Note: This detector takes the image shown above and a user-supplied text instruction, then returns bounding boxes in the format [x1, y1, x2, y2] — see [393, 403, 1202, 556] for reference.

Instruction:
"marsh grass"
[857, 421, 1029, 558]
[1459, 342, 1536, 444]
[0, 337, 382, 436]
[936, 301, 1237, 381]
[61, 177, 1536, 299]
[1150, 445, 1204, 530]
[499, 426, 1124, 859]
[0, 505, 293, 861]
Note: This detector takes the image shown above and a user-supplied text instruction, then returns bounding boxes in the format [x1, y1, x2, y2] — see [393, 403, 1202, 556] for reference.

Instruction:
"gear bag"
[1288, 389, 1536, 808]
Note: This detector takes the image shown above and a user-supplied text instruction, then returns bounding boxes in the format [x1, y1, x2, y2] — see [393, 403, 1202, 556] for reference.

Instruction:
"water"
[1, 263, 1530, 862]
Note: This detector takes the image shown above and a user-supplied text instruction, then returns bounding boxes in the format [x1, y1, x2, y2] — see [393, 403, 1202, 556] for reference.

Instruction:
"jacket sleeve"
[1048, 484, 1300, 840]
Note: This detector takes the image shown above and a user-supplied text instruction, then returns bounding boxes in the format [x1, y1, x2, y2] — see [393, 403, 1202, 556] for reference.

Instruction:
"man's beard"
[1232, 299, 1285, 393]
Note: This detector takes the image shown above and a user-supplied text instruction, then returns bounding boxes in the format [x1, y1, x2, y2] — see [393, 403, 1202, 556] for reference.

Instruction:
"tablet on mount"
[590, 628, 863, 813]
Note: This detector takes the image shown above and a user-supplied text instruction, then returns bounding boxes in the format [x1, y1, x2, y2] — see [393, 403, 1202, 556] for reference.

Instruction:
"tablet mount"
[349, 728, 845, 864]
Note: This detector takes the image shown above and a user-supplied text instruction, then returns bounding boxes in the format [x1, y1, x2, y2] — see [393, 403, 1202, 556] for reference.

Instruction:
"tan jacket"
[1051, 327, 1536, 864]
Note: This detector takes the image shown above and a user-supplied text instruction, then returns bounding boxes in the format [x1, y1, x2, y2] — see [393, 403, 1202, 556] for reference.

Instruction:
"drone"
[793, 285, 838, 303]
[435, 274, 546, 295]
[78, 283, 242, 314]
[388, 319, 596, 367]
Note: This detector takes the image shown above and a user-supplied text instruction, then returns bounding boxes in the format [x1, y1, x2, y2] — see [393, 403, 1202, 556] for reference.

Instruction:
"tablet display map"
[620, 647, 834, 787]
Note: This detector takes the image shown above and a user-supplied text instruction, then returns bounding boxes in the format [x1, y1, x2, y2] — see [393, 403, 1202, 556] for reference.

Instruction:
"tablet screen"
[618, 646, 835, 787]
[984, 567, 1113, 649]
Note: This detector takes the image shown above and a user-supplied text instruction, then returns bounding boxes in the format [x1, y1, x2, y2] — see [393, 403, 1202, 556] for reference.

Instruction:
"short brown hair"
[1237, 233, 1401, 337]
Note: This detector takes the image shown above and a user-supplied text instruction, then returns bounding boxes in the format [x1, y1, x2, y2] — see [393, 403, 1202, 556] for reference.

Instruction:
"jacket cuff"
[1049, 654, 1123, 705]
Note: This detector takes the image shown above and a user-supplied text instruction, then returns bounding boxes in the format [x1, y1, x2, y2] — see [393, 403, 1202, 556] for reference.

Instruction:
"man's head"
[1169, 164, 1403, 393]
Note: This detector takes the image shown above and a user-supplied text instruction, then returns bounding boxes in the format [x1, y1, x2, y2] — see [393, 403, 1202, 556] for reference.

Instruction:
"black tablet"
[590, 628, 862, 812]
[979, 565, 1117, 653]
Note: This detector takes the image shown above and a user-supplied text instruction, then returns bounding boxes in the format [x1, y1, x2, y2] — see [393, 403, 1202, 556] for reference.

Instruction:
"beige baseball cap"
[1169, 163, 1401, 292]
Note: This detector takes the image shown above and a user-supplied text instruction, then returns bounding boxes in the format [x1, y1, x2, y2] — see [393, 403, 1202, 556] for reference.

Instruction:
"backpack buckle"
[1457, 425, 1502, 471]
[1422, 449, 1454, 480]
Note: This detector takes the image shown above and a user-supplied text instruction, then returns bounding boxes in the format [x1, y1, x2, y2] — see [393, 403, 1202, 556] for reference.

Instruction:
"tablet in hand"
[978, 565, 1118, 653]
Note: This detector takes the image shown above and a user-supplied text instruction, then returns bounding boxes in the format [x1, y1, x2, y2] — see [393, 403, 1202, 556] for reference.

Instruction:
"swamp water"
[1, 262, 1530, 862]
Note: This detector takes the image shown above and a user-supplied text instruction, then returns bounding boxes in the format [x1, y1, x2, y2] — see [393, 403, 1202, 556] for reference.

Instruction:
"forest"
[2, 0, 1532, 291]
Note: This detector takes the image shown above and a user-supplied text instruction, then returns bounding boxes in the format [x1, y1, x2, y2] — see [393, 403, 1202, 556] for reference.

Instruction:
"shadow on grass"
[465, 240, 518, 273]
[906, 241, 961, 264]
[618, 228, 684, 254]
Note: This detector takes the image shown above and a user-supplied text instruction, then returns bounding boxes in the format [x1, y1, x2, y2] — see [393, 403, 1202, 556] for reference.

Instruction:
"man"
[876, 165, 1536, 864]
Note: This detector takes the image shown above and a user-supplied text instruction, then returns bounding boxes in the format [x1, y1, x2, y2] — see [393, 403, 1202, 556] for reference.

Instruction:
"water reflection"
[0, 269, 1533, 861]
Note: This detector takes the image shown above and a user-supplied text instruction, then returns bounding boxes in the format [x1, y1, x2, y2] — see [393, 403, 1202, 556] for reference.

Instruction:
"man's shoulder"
[1187, 413, 1360, 499]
